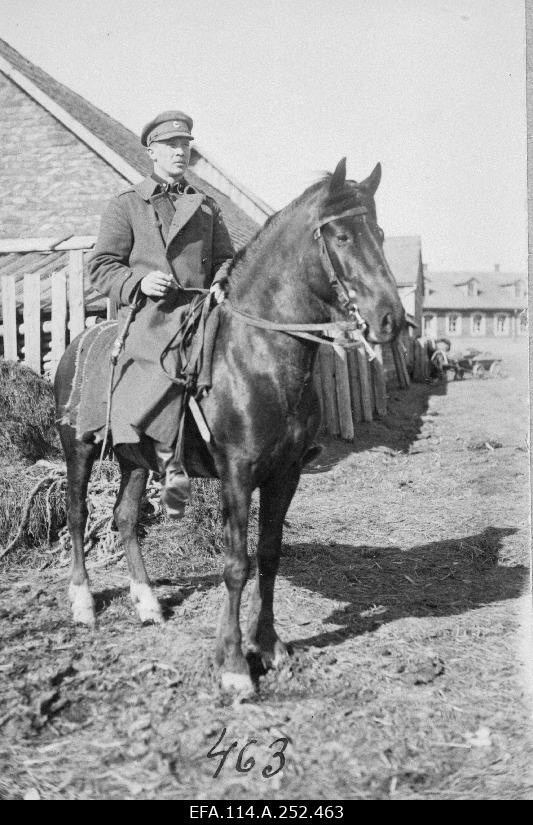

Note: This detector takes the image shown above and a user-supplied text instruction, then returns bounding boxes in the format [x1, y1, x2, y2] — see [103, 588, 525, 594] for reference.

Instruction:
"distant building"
[423, 267, 527, 344]
[384, 235, 425, 332]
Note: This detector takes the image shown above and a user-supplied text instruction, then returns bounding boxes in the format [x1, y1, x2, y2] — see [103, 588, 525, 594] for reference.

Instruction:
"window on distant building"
[495, 314, 509, 336]
[471, 313, 485, 335]
[519, 311, 528, 335]
[467, 278, 480, 297]
[423, 314, 437, 337]
[446, 313, 461, 335]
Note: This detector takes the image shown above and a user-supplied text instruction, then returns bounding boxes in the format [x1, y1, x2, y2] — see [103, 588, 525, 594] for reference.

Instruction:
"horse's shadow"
[278, 526, 527, 649]
[306, 378, 448, 472]
[91, 525, 525, 649]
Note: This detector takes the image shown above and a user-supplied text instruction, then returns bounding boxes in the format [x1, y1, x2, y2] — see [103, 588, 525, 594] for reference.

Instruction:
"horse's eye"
[336, 234, 350, 245]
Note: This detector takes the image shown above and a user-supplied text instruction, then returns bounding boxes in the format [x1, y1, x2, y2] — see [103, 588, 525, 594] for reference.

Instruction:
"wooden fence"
[0, 236, 114, 377]
[314, 340, 413, 441]
[0, 236, 427, 440]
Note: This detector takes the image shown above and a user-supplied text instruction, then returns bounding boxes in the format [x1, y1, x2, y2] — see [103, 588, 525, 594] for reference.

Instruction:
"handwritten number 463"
[207, 727, 289, 779]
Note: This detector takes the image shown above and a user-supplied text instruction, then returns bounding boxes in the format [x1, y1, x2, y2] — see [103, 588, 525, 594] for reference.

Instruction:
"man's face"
[147, 136, 192, 180]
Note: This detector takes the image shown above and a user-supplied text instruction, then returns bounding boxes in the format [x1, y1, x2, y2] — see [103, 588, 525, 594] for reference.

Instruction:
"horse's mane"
[227, 177, 326, 280]
[225, 173, 367, 295]
[232, 174, 365, 263]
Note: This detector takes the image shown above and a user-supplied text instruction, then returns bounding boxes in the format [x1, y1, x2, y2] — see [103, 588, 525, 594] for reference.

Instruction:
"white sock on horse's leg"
[130, 580, 163, 624]
[220, 671, 255, 696]
[68, 580, 96, 627]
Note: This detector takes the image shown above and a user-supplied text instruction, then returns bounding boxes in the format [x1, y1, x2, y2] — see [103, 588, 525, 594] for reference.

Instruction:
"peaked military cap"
[141, 110, 194, 147]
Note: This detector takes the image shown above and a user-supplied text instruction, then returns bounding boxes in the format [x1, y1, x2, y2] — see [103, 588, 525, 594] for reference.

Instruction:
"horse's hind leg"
[62, 431, 97, 627]
[114, 456, 162, 624]
[246, 465, 301, 668]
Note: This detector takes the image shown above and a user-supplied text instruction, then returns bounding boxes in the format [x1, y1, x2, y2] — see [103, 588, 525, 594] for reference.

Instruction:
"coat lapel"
[166, 194, 204, 249]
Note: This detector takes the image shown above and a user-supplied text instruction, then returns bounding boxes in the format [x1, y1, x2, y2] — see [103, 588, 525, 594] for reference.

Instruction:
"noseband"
[313, 205, 369, 331]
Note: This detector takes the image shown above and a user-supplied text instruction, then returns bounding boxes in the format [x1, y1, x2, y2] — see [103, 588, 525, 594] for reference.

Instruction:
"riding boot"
[154, 442, 191, 520]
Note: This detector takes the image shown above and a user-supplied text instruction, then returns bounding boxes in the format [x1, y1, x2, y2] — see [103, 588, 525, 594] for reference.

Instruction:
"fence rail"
[0, 238, 426, 440]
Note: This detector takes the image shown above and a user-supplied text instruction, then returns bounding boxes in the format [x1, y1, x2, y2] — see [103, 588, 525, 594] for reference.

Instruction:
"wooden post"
[1, 274, 18, 360]
[51, 269, 67, 376]
[23, 272, 41, 373]
[392, 339, 410, 388]
[371, 344, 388, 417]
[68, 249, 85, 339]
[356, 348, 374, 422]
[319, 346, 340, 436]
[347, 350, 363, 426]
[413, 339, 427, 382]
[334, 352, 354, 441]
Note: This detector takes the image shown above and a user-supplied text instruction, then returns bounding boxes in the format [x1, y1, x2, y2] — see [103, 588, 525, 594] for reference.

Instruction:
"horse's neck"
[227, 200, 327, 326]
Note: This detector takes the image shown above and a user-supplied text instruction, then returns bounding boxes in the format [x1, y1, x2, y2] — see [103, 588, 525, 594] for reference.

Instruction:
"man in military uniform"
[89, 110, 234, 517]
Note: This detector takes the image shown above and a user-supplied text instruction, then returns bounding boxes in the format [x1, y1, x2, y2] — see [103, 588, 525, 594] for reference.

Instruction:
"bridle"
[225, 203, 376, 358]
[313, 204, 369, 331]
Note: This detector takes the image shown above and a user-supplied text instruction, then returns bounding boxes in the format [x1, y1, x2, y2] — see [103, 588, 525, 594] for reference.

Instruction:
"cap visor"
[149, 130, 193, 144]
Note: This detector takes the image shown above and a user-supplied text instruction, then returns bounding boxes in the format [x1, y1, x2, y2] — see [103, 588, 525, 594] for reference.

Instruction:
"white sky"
[0, 0, 527, 271]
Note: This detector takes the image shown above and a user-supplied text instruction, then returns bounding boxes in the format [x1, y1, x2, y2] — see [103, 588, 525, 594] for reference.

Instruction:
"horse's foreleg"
[114, 459, 161, 624]
[64, 436, 97, 627]
[247, 465, 301, 668]
[216, 469, 253, 694]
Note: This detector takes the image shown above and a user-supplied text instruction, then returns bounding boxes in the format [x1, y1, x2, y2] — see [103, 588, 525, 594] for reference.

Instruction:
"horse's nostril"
[381, 312, 393, 334]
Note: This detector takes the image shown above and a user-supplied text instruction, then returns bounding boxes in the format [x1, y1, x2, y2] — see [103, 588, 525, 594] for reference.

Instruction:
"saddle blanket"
[61, 321, 118, 441]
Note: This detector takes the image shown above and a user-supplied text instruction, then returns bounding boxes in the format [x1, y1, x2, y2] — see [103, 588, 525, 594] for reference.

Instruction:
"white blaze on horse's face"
[321, 159, 405, 344]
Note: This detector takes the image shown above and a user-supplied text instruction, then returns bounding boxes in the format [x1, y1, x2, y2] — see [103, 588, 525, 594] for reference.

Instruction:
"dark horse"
[54, 158, 404, 694]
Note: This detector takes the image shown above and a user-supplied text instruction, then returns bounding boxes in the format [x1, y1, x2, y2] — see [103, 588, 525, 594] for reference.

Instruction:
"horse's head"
[313, 158, 405, 343]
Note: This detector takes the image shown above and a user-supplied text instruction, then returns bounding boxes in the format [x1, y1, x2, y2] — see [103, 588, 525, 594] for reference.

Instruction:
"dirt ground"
[0, 351, 531, 800]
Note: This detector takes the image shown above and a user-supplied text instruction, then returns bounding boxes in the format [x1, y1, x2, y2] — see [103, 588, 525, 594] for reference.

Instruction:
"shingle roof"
[424, 271, 527, 310]
[383, 236, 422, 287]
[0, 38, 259, 248]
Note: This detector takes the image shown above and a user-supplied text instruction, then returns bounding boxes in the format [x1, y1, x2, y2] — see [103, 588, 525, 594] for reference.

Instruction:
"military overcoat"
[88, 176, 234, 446]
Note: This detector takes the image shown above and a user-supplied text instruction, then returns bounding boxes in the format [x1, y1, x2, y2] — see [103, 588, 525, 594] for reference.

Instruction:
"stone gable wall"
[0, 72, 130, 238]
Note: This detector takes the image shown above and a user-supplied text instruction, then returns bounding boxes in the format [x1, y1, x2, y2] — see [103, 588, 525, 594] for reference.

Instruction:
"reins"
[226, 305, 375, 360]
[96, 201, 377, 467]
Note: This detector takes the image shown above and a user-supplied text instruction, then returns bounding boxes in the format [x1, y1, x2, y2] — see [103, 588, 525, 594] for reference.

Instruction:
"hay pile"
[0, 361, 66, 562]
[0, 360, 60, 463]
[0, 360, 242, 568]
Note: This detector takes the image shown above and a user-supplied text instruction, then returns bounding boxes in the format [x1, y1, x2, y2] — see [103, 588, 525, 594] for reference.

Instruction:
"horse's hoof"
[68, 581, 96, 628]
[247, 634, 289, 669]
[270, 639, 289, 668]
[130, 581, 163, 625]
[258, 639, 289, 669]
[221, 672, 255, 696]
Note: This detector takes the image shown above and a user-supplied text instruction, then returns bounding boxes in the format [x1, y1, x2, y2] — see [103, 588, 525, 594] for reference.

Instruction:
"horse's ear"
[329, 157, 347, 194]
[360, 162, 382, 196]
